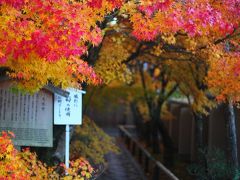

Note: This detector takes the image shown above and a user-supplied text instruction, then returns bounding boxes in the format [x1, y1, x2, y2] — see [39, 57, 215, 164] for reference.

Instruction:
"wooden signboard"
[54, 88, 85, 125]
[0, 81, 53, 147]
[54, 88, 85, 169]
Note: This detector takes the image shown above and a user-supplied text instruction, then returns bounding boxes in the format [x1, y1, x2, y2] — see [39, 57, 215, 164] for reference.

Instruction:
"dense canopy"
[0, 0, 239, 101]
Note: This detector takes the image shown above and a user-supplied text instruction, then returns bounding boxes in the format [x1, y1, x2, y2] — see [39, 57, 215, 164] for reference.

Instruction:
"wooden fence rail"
[119, 125, 179, 180]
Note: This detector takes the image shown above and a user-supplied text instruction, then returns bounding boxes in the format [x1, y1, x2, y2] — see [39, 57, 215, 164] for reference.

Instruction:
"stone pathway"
[98, 128, 146, 180]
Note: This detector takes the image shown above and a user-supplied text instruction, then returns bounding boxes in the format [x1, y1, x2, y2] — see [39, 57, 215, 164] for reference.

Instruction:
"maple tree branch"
[163, 83, 179, 102]
[159, 68, 167, 97]
[199, 27, 240, 50]
[138, 61, 152, 111]
[214, 32, 240, 45]
[145, 52, 192, 63]
[123, 42, 193, 65]
[123, 43, 144, 63]
[162, 44, 193, 55]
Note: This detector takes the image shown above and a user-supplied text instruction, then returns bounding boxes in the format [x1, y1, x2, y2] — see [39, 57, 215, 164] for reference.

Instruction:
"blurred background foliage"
[70, 116, 119, 164]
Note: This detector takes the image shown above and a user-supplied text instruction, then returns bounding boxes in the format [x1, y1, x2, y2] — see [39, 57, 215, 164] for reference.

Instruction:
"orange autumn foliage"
[0, 131, 94, 179]
[207, 45, 240, 103]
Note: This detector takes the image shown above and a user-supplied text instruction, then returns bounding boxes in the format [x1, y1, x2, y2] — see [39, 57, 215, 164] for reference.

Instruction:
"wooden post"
[144, 156, 149, 173]
[138, 149, 142, 163]
[152, 165, 159, 180]
[132, 142, 136, 155]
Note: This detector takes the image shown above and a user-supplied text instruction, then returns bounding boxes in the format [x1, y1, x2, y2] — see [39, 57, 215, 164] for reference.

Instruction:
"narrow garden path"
[98, 128, 147, 180]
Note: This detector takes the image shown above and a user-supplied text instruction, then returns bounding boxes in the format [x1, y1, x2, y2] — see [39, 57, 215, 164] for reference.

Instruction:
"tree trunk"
[193, 112, 205, 165]
[150, 105, 175, 167]
[157, 120, 175, 167]
[226, 102, 239, 173]
[193, 113, 204, 150]
[151, 119, 161, 153]
[193, 112, 210, 175]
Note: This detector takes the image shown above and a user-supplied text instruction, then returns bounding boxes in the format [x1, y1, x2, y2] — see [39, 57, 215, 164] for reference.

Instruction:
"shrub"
[0, 131, 94, 180]
[70, 116, 119, 164]
[188, 147, 240, 180]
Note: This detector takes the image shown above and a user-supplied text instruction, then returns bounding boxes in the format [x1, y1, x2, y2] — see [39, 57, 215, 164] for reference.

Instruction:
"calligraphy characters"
[65, 96, 71, 117]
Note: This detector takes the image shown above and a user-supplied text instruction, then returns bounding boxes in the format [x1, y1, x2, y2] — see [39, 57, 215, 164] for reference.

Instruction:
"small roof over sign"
[0, 73, 69, 97]
[44, 83, 69, 97]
